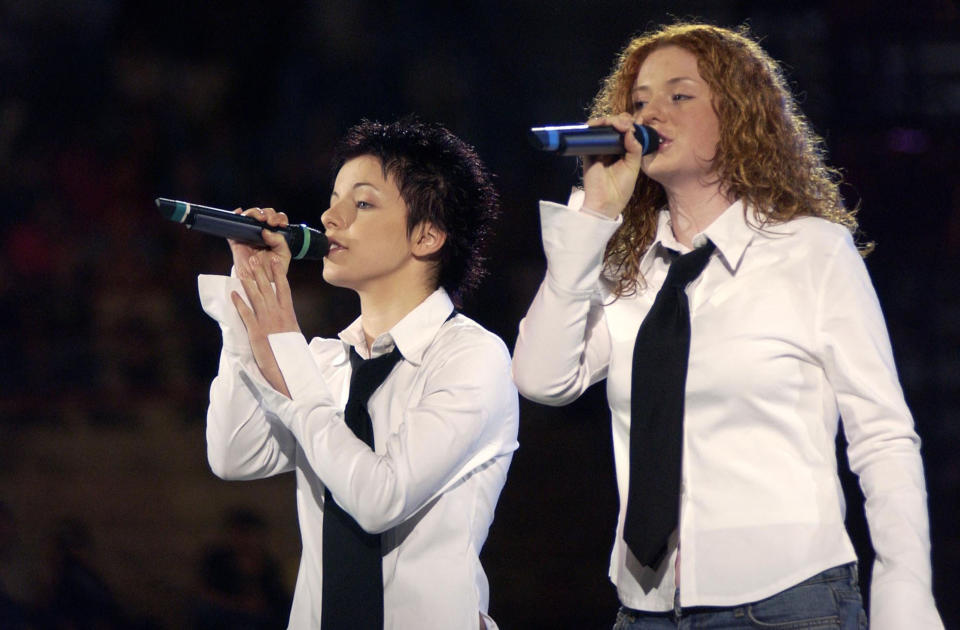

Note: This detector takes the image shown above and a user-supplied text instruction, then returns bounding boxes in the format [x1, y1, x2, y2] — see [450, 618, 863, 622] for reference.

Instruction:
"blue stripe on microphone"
[295, 225, 310, 260]
[172, 202, 189, 223]
[636, 125, 649, 151]
[547, 129, 560, 151]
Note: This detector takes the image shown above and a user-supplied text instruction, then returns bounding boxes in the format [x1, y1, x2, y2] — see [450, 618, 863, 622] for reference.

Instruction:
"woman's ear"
[411, 222, 447, 258]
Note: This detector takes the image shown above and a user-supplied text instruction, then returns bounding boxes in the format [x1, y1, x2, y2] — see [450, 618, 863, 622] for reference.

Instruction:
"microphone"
[528, 123, 660, 156]
[156, 198, 329, 261]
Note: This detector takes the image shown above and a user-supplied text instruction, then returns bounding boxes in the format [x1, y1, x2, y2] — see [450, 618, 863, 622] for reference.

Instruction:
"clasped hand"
[229, 207, 300, 397]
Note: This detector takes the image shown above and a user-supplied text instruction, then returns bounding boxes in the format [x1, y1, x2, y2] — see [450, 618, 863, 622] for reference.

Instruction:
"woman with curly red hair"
[513, 22, 942, 629]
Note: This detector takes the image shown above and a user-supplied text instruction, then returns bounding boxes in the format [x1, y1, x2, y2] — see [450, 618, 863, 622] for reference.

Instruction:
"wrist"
[580, 196, 624, 219]
[579, 205, 621, 221]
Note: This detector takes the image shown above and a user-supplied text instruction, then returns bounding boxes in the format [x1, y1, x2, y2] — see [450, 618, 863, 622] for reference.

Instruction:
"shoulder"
[756, 215, 856, 259]
[442, 313, 512, 356]
[757, 216, 875, 307]
[418, 315, 518, 411]
[787, 215, 853, 241]
[428, 314, 512, 368]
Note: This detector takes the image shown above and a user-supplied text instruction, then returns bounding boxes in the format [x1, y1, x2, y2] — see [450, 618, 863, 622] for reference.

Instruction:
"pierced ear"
[411, 222, 446, 257]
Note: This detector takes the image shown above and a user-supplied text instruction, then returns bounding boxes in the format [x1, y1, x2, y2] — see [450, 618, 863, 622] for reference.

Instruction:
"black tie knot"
[349, 347, 403, 399]
[345, 346, 403, 446]
[663, 240, 715, 288]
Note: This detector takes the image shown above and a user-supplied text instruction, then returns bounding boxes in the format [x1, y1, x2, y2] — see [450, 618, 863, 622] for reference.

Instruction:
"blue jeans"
[613, 563, 867, 629]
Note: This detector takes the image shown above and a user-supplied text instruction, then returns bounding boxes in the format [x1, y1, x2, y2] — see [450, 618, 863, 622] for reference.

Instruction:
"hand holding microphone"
[156, 199, 312, 393]
[530, 114, 659, 218]
[156, 198, 329, 262]
[228, 206, 295, 282]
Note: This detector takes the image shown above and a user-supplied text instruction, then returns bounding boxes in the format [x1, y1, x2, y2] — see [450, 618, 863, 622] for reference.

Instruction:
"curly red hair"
[590, 23, 867, 297]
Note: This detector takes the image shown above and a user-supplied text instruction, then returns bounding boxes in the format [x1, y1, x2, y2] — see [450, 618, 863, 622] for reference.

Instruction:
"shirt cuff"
[197, 274, 252, 354]
[538, 199, 621, 294]
[565, 187, 620, 221]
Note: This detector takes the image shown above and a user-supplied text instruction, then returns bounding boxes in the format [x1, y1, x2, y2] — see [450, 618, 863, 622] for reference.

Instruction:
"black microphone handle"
[528, 123, 660, 156]
[156, 198, 328, 260]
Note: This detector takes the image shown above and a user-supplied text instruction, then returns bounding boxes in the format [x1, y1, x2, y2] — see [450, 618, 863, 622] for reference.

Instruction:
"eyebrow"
[330, 182, 380, 199]
[632, 76, 700, 94]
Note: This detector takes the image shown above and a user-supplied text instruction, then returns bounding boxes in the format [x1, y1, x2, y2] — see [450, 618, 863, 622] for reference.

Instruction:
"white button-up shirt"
[199, 280, 519, 630]
[512, 196, 942, 630]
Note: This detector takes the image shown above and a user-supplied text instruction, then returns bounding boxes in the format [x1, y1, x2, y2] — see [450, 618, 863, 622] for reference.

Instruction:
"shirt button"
[692, 234, 708, 249]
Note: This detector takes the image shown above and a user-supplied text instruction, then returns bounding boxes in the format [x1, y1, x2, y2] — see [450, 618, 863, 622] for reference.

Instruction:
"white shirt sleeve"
[511, 200, 621, 405]
[256, 327, 517, 535]
[815, 234, 943, 629]
[198, 273, 298, 480]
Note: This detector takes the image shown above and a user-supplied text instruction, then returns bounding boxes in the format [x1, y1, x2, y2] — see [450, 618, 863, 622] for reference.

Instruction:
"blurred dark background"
[1, 1, 957, 628]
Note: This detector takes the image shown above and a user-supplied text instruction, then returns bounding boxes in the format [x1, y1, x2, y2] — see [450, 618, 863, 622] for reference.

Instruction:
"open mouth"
[327, 238, 347, 254]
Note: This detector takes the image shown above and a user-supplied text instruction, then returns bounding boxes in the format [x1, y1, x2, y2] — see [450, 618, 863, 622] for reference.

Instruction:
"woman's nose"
[637, 97, 664, 125]
[321, 199, 352, 230]
[320, 206, 337, 230]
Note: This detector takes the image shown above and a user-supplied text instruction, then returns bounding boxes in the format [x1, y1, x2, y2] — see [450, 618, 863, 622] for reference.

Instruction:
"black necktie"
[623, 240, 715, 569]
[321, 345, 402, 630]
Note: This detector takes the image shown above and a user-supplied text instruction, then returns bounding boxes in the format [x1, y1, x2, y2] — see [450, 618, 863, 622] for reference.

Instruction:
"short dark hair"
[330, 118, 500, 305]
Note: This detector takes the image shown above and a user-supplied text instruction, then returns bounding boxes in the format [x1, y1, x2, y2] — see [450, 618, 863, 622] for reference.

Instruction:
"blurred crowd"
[1, 1, 958, 628]
[2, 501, 291, 629]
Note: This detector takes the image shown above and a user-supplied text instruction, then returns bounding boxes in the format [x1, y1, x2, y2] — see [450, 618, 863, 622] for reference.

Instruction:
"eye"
[356, 200, 373, 209]
[672, 94, 692, 103]
[633, 100, 646, 111]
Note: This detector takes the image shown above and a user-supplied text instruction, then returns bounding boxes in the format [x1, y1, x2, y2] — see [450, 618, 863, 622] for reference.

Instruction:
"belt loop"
[673, 588, 682, 621]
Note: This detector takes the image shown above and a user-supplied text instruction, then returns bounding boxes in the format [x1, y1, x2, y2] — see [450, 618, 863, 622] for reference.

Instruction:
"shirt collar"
[337, 288, 455, 366]
[642, 200, 756, 275]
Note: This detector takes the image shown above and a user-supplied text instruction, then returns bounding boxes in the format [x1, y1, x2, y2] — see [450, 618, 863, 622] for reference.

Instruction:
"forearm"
[199, 273, 295, 479]
[512, 277, 606, 404]
[815, 233, 943, 627]
[206, 350, 295, 479]
[512, 199, 617, 404]
[862, 452, 942, 629]
[264, 331, 518, 533]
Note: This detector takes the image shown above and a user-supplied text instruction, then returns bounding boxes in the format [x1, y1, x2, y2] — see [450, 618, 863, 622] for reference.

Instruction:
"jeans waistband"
[793, 562, 859, 588]
[620, 562, 858, 617]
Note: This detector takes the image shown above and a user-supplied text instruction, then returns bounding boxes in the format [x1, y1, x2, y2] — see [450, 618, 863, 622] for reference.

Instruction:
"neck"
[664, 181, 734, 248]
[356, 276, 436, 352]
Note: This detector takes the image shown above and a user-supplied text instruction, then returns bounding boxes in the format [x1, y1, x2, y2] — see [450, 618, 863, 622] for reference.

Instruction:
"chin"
[641, 166, 668, 185]
[321, 266, 353, 290]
